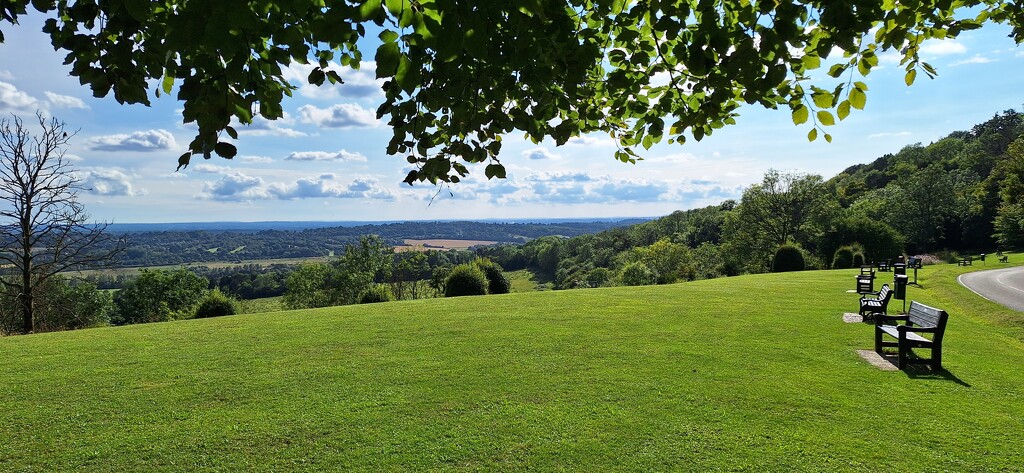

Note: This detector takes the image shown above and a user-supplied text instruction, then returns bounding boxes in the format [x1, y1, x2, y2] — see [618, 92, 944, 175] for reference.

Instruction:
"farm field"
[2, 262, 1023, 471]
[394, 239, 499, 252]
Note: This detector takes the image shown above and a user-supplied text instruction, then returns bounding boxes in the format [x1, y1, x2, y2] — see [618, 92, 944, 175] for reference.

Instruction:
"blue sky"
[0, 15, 1022, 223]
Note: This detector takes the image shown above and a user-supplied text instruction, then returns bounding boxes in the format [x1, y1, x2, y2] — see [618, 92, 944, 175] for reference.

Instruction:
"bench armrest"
[875, 314, 908, 326]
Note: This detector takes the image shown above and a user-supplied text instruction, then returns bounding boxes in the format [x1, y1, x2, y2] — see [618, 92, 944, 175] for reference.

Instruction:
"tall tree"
[2, 2, 1023, 182]
[0, 113, 125, 334]
[724, 170, 831, 271]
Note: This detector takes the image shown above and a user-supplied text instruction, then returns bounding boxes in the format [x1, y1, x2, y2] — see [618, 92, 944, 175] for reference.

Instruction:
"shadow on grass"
[876, 351, 971, 387]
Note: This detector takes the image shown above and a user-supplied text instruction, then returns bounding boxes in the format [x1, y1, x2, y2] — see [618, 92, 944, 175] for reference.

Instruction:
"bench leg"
[874, 327, 883, 354]
[932, 345, 942, 370]
[897, 338, 907, 370]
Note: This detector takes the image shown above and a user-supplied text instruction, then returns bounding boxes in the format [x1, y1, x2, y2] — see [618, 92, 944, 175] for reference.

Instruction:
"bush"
[195, 288, 239, 318]
[444, 264, 489, 297]
[474, 258, 511, 294]
[852, 251, 866, 267]
[358, 284, 393, 304]
[772, 243, 805, 272]
[619, 262, 658, 286]
[585, 267, 612, 287]
[113, 268, 209, 325]
[832, 246, 854, 269]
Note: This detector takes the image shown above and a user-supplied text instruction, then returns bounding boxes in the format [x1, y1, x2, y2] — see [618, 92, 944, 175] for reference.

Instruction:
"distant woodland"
[100, 219, 646, 267]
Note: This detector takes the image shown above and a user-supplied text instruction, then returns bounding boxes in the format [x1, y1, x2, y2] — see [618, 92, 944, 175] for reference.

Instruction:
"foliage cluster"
[476, 111, 1023, 288]
[772, 244, 806, 273]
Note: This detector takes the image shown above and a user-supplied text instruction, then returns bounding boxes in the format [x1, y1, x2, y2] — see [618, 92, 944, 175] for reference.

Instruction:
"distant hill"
[105, 218, 650, 267]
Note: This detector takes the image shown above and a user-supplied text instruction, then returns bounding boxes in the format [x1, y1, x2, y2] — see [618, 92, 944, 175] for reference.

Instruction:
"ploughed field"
[1, 260, 1022, 471]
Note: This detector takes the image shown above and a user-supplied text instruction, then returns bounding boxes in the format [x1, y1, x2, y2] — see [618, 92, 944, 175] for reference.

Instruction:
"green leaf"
[176, 152, 191, 171]
[123, 0, 150, 22]
[161, 74, 174, 95]
[395, 55, 420, 94]
[816, 110, 835, 126]
[792, 105, 809, 125]
[824, 133, 833, 143]
[378, 30, 399, 44]
[214, 142, 237, 159]
[904, 69, 917, 86]
[484, 164, 506, 179]
[375, 42, 400, 78]
[849, 87, 867, 110]
[802, 54, 821, 70]
[807, 128, 818, 142]
[811, 90, 833, 108]
[837, 100, 851, 120]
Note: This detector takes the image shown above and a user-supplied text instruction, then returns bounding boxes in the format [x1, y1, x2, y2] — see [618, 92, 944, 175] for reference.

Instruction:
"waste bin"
[894, 274, 908, 300]
[893, 262, 906, 276]
[856, 274, 875, 294]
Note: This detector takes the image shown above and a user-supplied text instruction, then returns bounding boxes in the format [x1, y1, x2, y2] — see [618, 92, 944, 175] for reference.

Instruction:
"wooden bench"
[999, 255, 1009, 263]
[957, 257, 972, 266]
[874, 301, 949, 370]
[859, 284, 892, 316]
[876, 260, 890, 271]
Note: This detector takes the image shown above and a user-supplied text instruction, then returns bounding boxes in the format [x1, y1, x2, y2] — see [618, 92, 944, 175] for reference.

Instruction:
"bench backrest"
[877, 284, 891, 301]
[908, 301, 948, 334]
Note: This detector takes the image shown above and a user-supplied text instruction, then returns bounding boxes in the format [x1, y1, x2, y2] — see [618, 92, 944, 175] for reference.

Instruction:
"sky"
[0, 14, 1022, 224]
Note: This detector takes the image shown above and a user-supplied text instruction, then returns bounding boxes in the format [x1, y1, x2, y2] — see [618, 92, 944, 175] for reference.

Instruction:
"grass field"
[2, 259, 1022, 471]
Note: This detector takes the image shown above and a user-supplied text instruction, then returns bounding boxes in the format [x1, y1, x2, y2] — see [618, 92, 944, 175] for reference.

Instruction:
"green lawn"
[2, 260, 1023, 471]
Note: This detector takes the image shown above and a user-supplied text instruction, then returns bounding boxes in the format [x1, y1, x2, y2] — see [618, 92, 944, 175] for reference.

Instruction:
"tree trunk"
[19, 288, 33, 334]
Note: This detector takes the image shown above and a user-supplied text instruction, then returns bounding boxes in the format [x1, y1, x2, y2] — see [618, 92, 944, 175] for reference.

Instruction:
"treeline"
[94, 219, 644, 267]
[475, 110, 1024, 288]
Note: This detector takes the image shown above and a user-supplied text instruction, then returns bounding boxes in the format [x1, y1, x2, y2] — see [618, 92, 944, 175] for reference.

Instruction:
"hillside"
[2, 261, 1022, 470]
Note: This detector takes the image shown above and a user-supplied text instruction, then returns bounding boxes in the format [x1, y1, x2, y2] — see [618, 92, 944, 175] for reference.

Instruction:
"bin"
[893, 262, 906, 276]
[894, 274, 908, 300]
[856, 274, 875, 294]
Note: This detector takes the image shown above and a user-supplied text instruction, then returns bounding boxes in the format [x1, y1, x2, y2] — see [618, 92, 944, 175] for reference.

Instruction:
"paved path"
[958, 266, 1024, 312]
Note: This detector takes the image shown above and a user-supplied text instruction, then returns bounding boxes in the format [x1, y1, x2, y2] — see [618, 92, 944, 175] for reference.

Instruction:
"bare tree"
[0, 113, 125, 334]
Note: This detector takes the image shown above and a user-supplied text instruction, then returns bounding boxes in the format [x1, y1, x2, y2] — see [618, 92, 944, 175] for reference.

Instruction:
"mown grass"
[1, 260, 1022, 471]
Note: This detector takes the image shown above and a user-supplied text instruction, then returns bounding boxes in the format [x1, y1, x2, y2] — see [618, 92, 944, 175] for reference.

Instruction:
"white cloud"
[268, 175, 397, 200]
[920, 41, 967, 56]
[282, 61, 384, 100]
[43, 91, 88, 110]
[566, 135, 615, 147]
[284, 150, 368, 162]
[0, 81, 39, 112]
[868, 131, 912, 138]
[950, 55, 995, 66]
[237, 155, 273, 164]
[298, 103, 378, 128]
[0, 70, 13, 81]
[522, 147, 560, 160]
[86, 129, 177, 152]
[76, 168, 142, 196]
[199, 172, 268, 201]
[190, 163, 231, 174]
[235, 112, 306, 137]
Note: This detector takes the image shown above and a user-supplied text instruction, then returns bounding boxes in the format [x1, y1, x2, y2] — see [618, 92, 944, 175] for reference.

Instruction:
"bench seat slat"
[876, 325, 933, 344]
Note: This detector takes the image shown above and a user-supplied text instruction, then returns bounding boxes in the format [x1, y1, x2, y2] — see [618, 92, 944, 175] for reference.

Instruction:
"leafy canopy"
[2, 0, 1022, 183]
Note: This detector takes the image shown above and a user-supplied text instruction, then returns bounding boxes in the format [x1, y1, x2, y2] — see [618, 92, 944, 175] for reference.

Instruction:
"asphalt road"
[958, 265, 1024, 312]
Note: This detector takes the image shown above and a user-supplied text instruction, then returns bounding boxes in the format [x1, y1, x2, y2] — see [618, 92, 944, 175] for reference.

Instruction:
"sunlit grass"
[1, 263, 1022, 471]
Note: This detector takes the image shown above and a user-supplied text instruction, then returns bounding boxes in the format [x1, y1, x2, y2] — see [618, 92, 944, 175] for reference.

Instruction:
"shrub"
[832, 246, 854, 269]
[195, 288, 238, 318]
[474, 258, 511, 294]
[113, 268, 209, 325]
[444, 264, 488, 297]
[852, 251, 866, 267]
[619, 262, 658, 286]
[585, 267, 612, 287]
[772, 243, 805, 272]
[358, 284, 393, 304]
